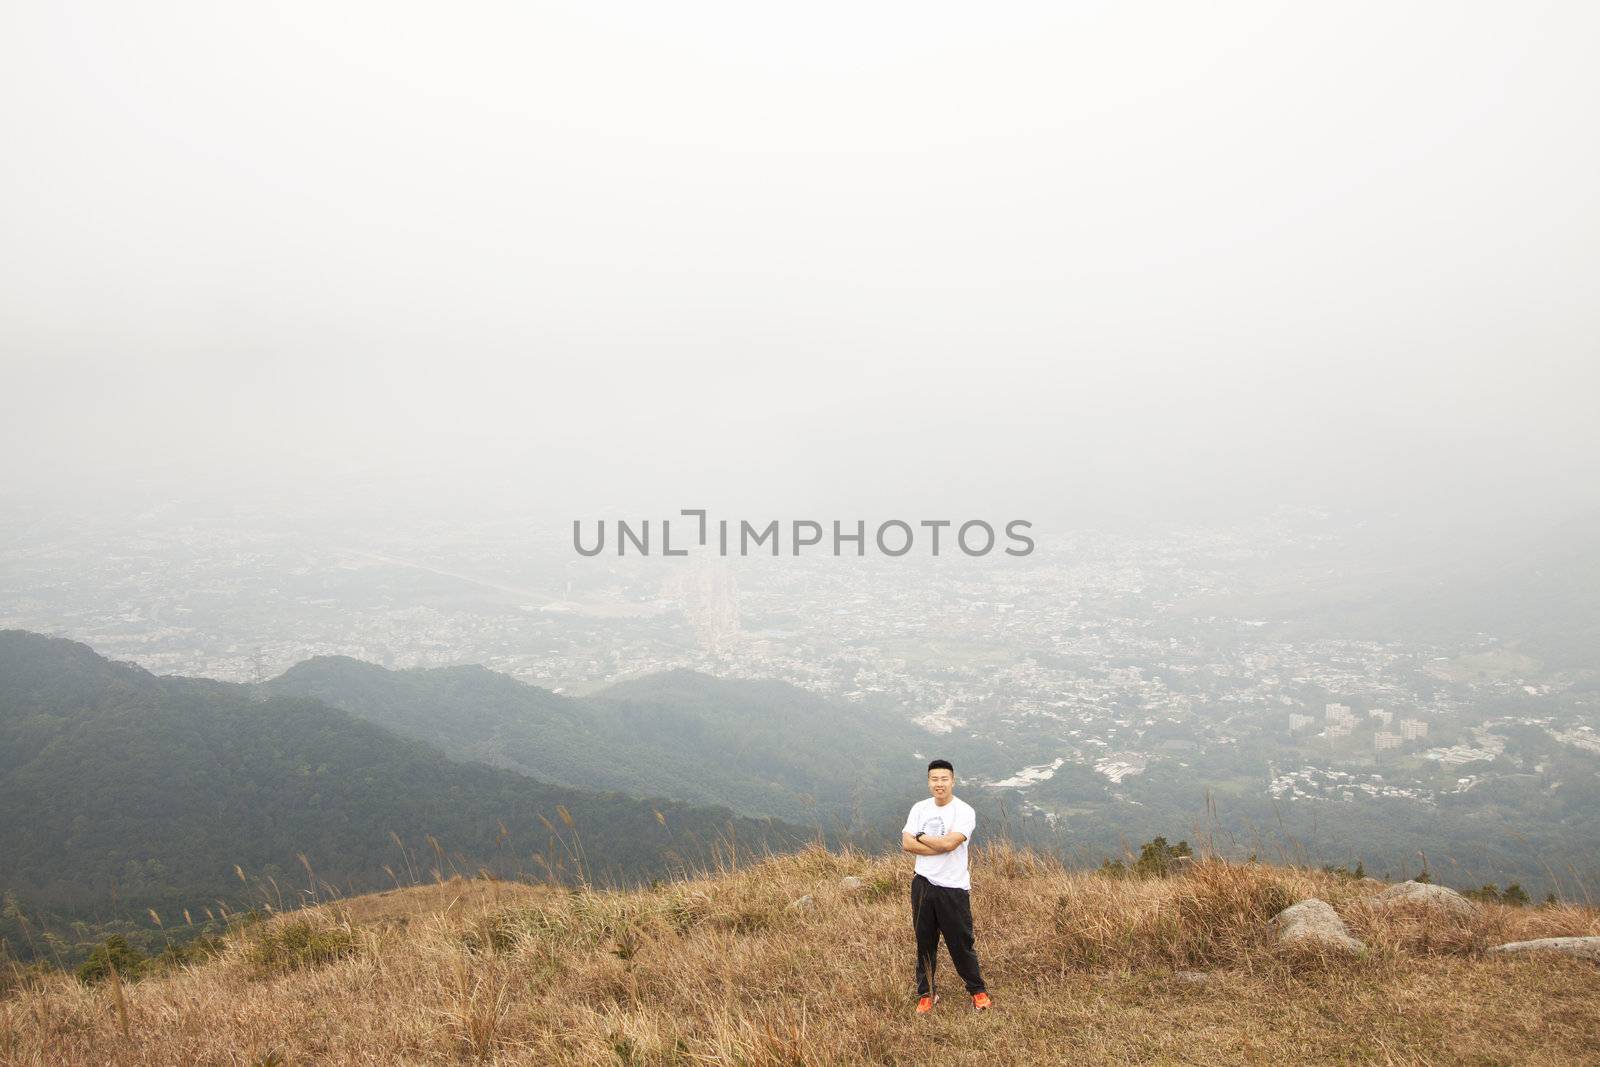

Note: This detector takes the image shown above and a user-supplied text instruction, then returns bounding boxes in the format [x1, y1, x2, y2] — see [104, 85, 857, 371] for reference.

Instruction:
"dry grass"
[3, 843, 1598, 1065]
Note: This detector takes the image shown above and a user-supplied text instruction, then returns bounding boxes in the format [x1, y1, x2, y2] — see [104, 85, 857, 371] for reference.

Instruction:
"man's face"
[928, 767, 954, 801]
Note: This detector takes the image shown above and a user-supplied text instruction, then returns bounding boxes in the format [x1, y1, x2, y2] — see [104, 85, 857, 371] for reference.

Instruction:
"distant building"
[1374, 731, 1401, 751]
[1368, 708, 1393, 726]
[1400, 718, 1429, 740]
[1324, 703, 1357, 732]
[670, 562, 742, 649]
[1289, 713, 1316, 732]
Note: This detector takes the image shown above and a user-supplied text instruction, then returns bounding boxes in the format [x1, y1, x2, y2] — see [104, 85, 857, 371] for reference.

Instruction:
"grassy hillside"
[5, 844, 1598, 1065]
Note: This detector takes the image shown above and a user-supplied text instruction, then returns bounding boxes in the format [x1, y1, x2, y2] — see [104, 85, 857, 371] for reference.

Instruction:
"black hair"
[927, 759, 954, 774]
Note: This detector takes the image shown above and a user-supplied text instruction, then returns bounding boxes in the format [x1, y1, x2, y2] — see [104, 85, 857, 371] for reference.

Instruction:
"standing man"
[902, 759, 992, 1014]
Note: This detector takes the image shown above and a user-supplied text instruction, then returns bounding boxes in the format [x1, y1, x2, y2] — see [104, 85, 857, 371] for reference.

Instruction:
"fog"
[3, 2, 1597, 528]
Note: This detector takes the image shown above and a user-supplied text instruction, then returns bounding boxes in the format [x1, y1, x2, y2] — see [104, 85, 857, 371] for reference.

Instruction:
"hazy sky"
[4, 2, 1597, 524]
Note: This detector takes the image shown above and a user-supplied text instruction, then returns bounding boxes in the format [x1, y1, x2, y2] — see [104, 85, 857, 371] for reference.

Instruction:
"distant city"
[4, 502, 1593, 840]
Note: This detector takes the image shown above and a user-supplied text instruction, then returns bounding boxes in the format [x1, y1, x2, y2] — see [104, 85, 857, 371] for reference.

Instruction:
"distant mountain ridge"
[266, 657, 932, 826]
[0, 630, 820, 921]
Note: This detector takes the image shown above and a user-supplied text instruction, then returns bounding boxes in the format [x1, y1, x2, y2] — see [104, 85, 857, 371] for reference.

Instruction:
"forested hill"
[0, 630, 820, 920]
[266, 657, 932, 824]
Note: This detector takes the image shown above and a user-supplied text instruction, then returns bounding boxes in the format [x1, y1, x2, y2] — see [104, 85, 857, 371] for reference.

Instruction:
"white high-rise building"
[1324, 703, 1357, 733]
[1400, 718, 1429, 740]
[667, 562, 742, 649]
[1374, 731, 1401, 751]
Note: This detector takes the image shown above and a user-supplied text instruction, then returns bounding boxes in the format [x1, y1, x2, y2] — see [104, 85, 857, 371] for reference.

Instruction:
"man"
[901, 759, 992, 1014]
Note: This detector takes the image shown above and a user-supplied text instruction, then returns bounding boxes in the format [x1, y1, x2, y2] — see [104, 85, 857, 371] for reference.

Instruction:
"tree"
[1097, 837, 1193, 879]
[1134, 836, 1192, 878]
[76, 935, 146, 985]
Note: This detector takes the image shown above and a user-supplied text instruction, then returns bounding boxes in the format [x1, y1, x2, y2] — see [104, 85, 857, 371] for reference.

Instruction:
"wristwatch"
[914, 831, 925, 841]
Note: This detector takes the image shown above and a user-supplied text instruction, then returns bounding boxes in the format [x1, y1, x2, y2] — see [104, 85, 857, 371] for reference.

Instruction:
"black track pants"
[910, 872, 987, 996]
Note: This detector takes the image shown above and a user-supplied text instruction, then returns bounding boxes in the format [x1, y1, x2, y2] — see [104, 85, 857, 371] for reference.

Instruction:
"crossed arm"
[902, 830, 967, 856]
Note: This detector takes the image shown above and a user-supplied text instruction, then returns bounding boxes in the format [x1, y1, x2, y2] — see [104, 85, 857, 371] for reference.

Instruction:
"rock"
[840, 876, 864, 891]
[1370, 880, 1476, 918]
[1269, 898, 1366, 955]
[1153, 854, 1201, 877]
[1172, 969, 1211, 985]
[787, 895, 814, 911]
[1487, 936, 1600, 962]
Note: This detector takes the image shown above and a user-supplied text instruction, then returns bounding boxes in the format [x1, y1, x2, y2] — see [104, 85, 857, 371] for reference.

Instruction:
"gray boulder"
[839, 876, 864, 891]
[1269, 898, 1366, 955]
[1370, 880, 1476, 917]
[1172, 969, 1212, 985]
[1487, 936, 1600, 962]
[787, 894, 814, 911]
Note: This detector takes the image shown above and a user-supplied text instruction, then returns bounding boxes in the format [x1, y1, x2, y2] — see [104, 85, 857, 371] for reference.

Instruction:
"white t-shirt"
[902, 795, 976, 890]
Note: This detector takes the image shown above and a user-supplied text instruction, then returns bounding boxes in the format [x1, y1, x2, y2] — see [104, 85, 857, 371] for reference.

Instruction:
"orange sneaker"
[915, 994, 938, 1015]
[972, 991, 993, 1011]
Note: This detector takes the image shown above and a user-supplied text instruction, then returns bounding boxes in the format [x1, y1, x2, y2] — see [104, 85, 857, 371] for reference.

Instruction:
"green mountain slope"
[266, 659, 931, 825]
[0, 631, 818, 919]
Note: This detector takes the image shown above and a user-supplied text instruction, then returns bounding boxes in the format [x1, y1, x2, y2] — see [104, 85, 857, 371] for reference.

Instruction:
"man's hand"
[903, 831, 966, 855]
